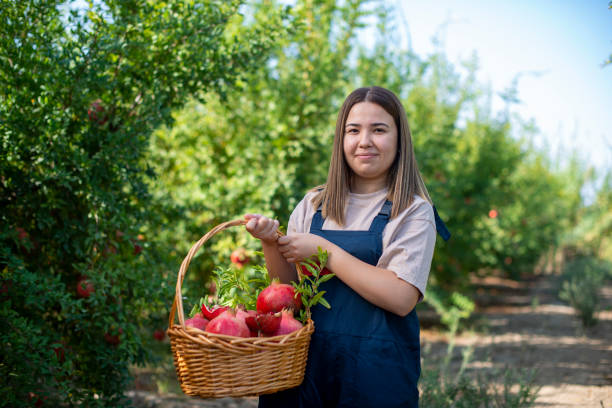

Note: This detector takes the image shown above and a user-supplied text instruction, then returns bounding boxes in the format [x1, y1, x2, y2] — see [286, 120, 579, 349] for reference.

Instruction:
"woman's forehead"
[346, 102, 395, 126]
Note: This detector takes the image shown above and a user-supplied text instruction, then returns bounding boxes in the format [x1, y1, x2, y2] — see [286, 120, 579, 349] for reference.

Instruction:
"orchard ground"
[128, 271, 612, 408]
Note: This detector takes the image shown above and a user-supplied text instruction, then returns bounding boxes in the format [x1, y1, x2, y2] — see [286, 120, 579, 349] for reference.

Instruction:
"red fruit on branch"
[76, 277, 94, 298]
[230, 248, 250, 268]
[205, 310, 250, 337]
[88, 99, 108, 126]
[201, 304, 230, 321]
[104, 328, 123, 346]
[488, 209, 498, 219]
[153, 329, 166, 341]
[256, 281, 302, 314]
[53, 345, 66, 363]
[133, 243, 143, 255]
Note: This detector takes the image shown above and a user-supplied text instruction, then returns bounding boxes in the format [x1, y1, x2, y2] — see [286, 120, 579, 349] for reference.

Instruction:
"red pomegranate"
[185, 313, 209, 331]
[256, 281, 302, 314]
[76, 277, 95, 298]
[236, 308, 259, 337]
[201, 304, 230, 320]
[205, 310, 250, 338]
[271, 310, 303, 336]
[230, 248, 250, 268]
[256, 312, 282, 335]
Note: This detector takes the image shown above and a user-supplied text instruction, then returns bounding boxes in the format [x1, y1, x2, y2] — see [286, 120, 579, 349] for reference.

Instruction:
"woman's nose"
[357, 130, 373, 147]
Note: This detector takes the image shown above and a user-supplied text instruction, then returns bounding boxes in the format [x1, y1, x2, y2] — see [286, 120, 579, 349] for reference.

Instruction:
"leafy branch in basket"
[293, 246, 335, 324]
[214, 263, 271, 310]
[188, 264, 270, 317]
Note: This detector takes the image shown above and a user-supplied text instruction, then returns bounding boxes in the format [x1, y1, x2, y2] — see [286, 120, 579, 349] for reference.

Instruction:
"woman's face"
[343, 102, 398, 193]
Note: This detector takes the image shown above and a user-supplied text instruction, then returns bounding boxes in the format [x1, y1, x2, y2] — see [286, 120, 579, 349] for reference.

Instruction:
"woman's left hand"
[276, 233, 327, 264]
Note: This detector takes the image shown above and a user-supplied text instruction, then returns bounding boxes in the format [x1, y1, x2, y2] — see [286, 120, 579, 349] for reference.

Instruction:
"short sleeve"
[287, 191, 317, 235]
[377, 198, 436, 301]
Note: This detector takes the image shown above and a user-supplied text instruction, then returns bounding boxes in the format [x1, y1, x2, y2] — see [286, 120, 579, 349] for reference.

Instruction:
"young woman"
[245, 86, 448, 407]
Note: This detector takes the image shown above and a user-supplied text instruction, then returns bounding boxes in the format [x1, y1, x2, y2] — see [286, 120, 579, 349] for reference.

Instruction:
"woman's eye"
[346, 128, 358, 134]
[374, 128, 385, 133]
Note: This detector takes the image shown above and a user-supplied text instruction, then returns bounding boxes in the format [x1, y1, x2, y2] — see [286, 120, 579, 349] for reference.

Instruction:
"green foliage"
[559, 256, 612, 327]
[0, 0, 286, 405]
[293, 247, 334, 323]
[147, 0, 369, 294]
[420, 355, 540, 408]
[354, 11, 584, 294]
[212, 264, 270, 310]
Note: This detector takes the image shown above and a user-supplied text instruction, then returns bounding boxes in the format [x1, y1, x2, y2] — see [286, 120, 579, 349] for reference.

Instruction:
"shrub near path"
[420, 272, 612, 408]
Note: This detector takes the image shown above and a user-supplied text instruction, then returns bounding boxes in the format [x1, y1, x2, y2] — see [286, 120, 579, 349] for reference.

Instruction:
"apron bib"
[260, 200, 420, 408]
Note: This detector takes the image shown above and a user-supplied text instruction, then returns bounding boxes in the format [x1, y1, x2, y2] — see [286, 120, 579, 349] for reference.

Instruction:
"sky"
[391, 0, 612, 176]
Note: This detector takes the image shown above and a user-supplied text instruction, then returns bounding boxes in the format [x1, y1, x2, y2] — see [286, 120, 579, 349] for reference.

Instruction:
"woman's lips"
[356, 153, 377, 159]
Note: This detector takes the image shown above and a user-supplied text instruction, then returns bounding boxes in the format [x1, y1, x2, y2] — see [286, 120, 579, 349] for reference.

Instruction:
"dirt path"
[129, 272, 612, 407]
[420, 273, 612, 407]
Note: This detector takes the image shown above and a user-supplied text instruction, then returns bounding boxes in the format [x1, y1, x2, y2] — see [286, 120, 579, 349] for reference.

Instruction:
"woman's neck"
[350, 177, 387, 194]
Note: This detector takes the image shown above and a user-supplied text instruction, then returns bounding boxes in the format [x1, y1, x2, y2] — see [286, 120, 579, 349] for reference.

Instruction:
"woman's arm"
[244, 214, 297, 284]
[277, 234, 420, 316]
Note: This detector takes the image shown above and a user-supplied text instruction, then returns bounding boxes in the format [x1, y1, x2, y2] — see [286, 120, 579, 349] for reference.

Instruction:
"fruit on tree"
[88, 99, 108, 126]
[76, 276, 95, 298]
[104, 328, 123, 346]
[153, 330, 166, 341]
[230, 248, 250, 268]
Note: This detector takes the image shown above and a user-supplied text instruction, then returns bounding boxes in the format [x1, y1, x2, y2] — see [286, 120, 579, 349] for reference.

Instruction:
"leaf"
[318, 297, 331, 309]
[317, 273, 335, 284]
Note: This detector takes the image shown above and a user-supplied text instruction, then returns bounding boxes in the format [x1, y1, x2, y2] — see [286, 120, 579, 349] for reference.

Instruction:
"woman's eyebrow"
[345, 122, 390, 128]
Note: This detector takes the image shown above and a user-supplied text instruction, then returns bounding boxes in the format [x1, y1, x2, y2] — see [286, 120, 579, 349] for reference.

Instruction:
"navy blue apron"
[259, 200, 422, 408]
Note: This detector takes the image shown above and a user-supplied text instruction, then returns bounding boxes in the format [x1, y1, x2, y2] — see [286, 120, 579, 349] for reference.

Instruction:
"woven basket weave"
[167, 219, 314, 398]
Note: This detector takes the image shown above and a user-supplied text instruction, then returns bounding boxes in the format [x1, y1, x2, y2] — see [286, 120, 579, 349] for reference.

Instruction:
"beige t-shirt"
[288, 188, 436, 300]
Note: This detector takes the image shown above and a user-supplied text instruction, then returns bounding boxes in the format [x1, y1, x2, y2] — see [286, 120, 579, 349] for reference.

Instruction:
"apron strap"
[311, 206, 325, 231]
[433, 205, 451, 241]
[368, 200, 393, 233]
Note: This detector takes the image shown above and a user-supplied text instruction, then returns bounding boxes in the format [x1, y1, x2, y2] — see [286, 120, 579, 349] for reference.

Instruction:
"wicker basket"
[167, 219, 314, 398]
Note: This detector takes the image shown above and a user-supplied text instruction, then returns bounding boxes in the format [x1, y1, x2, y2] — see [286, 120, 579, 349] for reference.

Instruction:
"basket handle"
[169, 218, 283, 329]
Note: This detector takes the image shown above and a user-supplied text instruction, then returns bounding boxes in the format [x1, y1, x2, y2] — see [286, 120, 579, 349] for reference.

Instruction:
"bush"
[0, 0, 287, 405]
[420, 347, 540, 408]
[559, 256, 612, 327]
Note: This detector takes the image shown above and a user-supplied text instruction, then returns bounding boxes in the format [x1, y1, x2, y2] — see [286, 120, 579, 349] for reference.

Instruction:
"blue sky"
[392, 0, 612, 175]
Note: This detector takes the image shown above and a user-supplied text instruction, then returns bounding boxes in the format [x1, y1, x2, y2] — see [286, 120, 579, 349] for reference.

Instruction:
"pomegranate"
[104, 328, 123, 346]
[256, 281, 302, 314]
[88, 99, 108, 125]
[201, 304, 230, 320]
[236, 308, 259, 337]
[185, 313, 209, 331]
[153, 329, 166, 341]
[205, 310, 250, 338]
[256, 312, 282, 335]
[76, 277, 95, 298]
[230, 248, 250, 268]
[271, 310, 303, 336]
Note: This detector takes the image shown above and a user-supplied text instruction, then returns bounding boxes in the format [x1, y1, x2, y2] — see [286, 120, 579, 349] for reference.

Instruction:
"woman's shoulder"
[397, 195, 435, 223]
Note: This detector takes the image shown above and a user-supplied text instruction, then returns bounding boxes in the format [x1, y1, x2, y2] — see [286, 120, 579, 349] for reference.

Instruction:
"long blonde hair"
[312, 86, 431, 225]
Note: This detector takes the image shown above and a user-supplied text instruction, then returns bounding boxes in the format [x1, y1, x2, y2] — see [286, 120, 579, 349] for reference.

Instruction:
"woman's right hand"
[244, 214, 280, 244]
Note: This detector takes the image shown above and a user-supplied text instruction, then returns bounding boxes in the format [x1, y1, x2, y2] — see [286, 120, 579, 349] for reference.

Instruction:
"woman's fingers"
[244, 214, 279, 243]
